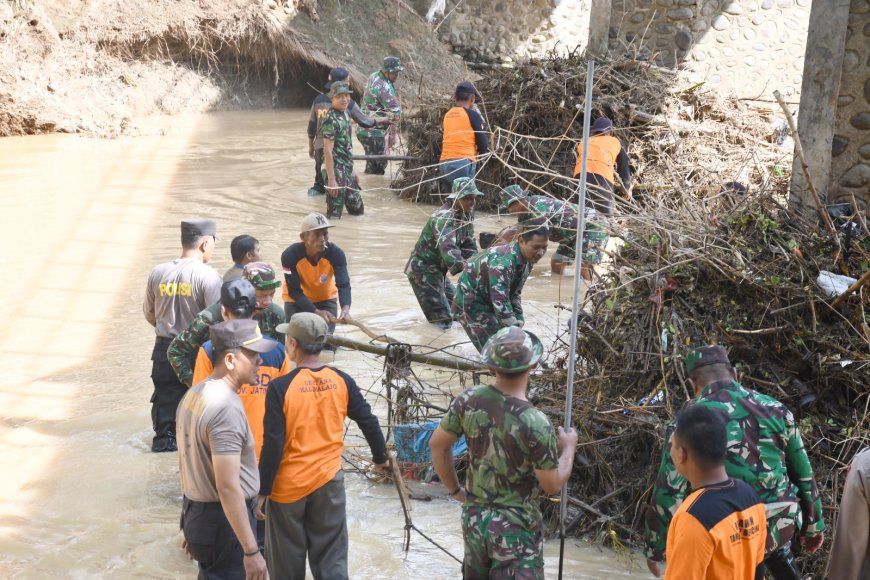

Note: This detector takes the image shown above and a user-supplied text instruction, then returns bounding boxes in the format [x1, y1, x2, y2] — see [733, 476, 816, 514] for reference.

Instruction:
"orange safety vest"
[573, 135, 622, 184]
[282, 256, 338, 304]
[440, 106, 477, 162]
[269, 367, 350, 503]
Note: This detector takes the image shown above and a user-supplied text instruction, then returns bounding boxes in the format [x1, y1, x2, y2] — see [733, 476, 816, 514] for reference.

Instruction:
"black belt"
[183, 496, 257, 510]
[155, 336, 174, 345]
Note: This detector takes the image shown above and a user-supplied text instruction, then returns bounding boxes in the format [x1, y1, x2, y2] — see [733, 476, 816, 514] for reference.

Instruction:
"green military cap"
[276, 312, 328, 345]
[447, 177, 484, 199]
[243, 261, 282, 291]
[685, 345, 731, 373]
[328, 82, 353, 98]
[499, 184, 529, 212]
[481, 327, 544, 372]
[382, 56, 404, 73]
[181, 218, 216, 238]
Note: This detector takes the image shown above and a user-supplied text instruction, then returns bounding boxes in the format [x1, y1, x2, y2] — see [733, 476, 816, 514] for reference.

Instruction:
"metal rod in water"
[558, 58, 595, 580]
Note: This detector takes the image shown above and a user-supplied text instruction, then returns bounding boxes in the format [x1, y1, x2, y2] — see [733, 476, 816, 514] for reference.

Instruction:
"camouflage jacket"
[321, 107, 355, 172]
[167, 302, 286, 386]
[357, 71, 401, 138]
[518, 195, 578, 242]
[454, 241, 530, 326]
[644, 379, 825, 561]
[309, 97, 375, 150]
[408, 203, 478, 275]
[440, 384, 559, 528]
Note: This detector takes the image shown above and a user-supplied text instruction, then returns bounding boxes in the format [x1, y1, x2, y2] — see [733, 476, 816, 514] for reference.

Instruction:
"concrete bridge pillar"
[790, 0, 851, 215]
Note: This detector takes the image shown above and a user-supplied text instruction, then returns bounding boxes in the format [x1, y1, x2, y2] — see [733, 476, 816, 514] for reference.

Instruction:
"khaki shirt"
[143, 257, 221, 338]
[176, 379, 259, 502]
[828, 448, 870, 580]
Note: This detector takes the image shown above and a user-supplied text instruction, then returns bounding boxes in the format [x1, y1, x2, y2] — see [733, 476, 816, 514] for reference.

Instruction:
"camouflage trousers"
[765, 501, 802, 556]
[461, 505, 545, 580]
[405, 259, 455, 325]
[550, 212, 608, 266]
[356, 130, 386, 174]
[582, 214, 609, 266]
[454, 300, 505, 352]
[325, 165, 364, 219]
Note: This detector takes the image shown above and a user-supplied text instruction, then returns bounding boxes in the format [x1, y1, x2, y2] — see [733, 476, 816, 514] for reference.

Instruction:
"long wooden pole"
[326, 334, 487, 372]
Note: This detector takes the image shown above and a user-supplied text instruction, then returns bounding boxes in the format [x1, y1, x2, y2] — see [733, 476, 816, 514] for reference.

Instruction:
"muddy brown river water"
[0, 110, 649, 578]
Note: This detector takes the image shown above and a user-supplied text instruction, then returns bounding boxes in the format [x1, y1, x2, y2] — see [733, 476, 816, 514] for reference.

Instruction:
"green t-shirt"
[440, 384, 559, 527]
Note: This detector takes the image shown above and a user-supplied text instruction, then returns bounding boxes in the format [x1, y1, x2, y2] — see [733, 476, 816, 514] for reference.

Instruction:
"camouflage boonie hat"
[500, 184, 529, 212]
[481, 327, 544, 372]
[685, 345, 731, 373]
[328, 82, 353, 98]
[243, 261, 281, 291]
[382, 56, 404, 73]
[447, 177, 484, 199]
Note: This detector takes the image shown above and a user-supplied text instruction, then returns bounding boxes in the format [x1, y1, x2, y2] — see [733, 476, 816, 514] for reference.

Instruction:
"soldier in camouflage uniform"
[356, 56, 402, 175]
[307, 67, 386, 196]
[430, 327, 577, 579]
[405, 176, 482, 329]
[500, 184, 607, 279]
[644, 346, 826, 580]
[168, 263, 285, 386]
[322, 82, 389, 218]
[452, 225, 549, 352]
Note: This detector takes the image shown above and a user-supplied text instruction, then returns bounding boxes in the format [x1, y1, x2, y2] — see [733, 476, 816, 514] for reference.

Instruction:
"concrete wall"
[431, 0, 594, 63]
[430, 0, 811, 97]
[608, 0, 810, 99]
[830, 1, 870, 207]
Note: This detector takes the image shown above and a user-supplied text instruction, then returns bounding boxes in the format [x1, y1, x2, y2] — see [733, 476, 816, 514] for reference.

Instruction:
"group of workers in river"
[141, 56, 867, 580]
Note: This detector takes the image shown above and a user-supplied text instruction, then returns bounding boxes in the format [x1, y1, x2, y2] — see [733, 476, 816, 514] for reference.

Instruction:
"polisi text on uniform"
[159, 282, 194, 297]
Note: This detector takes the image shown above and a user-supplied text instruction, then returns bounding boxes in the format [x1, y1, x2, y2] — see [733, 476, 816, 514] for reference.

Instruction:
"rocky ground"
[0, 0, 465, 137]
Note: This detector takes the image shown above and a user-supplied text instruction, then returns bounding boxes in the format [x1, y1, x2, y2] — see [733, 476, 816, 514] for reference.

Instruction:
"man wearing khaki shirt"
[177, 319, 277, 580]
[828, 448, 870, 579]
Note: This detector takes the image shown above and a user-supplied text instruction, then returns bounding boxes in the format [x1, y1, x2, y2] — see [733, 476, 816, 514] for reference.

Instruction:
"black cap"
[221, 279, 256, 317]
[325, 66, 349, 90]
[210, 319, 278, 354]
[591, 117, 613, 135]
[181, 218, 216, 238]
[455, 80, 480, 99]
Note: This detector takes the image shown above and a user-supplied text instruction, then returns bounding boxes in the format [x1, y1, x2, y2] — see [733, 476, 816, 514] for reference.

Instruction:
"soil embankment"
[0, 0, 465, 137]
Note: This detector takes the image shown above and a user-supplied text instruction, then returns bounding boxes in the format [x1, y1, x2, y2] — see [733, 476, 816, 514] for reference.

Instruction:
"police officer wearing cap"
[177, 319, 277, 580]
[306, 67, 384, 196]
[280, 213, 351, 339]
[357, 56, 403, 175]
[430, 327, 577, 578]
[439, 80, 489, 193]
[644, 345, 825, 580]
[144, 218, 222, 452]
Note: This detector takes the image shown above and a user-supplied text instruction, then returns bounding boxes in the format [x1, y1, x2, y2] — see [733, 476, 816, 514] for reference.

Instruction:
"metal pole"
[558, 58, 595, 580]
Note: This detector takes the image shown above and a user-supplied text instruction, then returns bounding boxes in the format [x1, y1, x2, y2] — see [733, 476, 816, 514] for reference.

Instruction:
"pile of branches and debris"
[528, 183, 869, 575]
[390, 49, 870, 574]
[392, 48, 791, 211]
